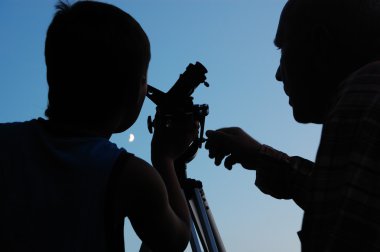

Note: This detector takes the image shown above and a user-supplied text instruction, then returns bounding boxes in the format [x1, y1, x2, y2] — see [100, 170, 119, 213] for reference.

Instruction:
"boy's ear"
[140, 75, 147, 87]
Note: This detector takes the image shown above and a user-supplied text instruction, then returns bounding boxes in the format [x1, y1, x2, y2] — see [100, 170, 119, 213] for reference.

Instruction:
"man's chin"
[293, 109, 324, 124]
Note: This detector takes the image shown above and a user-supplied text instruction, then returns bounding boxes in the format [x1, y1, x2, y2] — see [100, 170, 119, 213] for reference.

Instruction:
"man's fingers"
[206, 129, 229, 141]
[224, 155, 238, 170]
[214, 153, 226, 166]
[208, 149, 216, 159]
[207, 144, 230, 163]
[206, 130, 232, 149]
[206, 129, 235, 166]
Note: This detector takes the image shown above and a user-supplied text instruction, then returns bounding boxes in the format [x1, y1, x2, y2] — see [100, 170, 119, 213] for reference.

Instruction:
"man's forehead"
[274, 2, 292, 48]
[274, 0, 310, 48]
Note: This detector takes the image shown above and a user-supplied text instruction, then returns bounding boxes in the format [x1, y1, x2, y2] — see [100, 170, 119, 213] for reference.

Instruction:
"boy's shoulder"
[0, 119, 36, 139]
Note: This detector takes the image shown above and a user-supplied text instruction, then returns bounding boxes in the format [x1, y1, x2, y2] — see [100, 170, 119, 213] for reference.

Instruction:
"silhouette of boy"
[206, 0, 380, 251]
[0, 1, 192, 251]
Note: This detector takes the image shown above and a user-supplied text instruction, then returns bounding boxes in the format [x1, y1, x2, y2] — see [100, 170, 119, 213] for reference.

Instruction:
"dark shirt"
[255, 61, 380, 251]
[0, 119, 126, 252]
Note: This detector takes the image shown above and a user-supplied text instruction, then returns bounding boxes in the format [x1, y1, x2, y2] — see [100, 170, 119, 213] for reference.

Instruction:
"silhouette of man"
[206, 0, 380, 251]
[0, 1, 193, 251]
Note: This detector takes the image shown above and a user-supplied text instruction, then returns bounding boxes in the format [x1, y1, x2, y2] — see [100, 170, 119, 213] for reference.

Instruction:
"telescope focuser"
[146, 61, 209, 149]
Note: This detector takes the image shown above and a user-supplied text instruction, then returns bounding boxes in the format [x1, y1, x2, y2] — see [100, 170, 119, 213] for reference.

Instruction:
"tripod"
[176, 161, 226, 252]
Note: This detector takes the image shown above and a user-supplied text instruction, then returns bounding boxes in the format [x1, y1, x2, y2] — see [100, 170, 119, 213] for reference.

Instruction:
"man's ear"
[310, 25, 333, 71]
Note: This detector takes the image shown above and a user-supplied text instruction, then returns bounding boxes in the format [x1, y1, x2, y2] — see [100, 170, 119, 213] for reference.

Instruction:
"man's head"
[45, 0, 150, 133]
[275, 0, 380, 123]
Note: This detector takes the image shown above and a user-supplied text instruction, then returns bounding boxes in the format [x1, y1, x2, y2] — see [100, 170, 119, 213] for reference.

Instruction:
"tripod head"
[146, 62, 210, 165]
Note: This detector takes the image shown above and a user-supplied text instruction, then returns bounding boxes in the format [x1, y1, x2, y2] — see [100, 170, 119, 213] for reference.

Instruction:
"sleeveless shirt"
[0, 118, 127, 252]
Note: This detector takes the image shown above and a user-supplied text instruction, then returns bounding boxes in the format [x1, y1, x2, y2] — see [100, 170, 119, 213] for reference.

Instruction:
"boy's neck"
[40, 118, 112, 139]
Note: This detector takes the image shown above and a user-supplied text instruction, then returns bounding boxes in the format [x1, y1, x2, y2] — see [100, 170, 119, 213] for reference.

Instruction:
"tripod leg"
[189, 220, 203, 252]
[198, 188, 226, 252]
[192, 188, 219, 252]
[189, 198, 209, 250]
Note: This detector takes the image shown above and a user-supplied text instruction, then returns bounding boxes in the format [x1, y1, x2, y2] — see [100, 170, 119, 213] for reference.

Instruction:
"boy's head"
[275, 0, 380, 123]
[45, 0, 150, 133]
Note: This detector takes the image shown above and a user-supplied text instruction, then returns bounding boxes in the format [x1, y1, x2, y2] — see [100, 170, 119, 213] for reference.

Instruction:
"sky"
[0, 0, 323, 251]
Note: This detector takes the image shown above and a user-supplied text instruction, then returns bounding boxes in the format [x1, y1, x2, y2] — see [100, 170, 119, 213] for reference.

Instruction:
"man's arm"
[205, 127, 314, 209]
[254, 146, 314, 210]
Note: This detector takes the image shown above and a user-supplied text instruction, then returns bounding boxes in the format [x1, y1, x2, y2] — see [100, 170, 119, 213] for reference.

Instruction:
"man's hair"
[44, 0, 150, 126]
[283, 0, 380, 73]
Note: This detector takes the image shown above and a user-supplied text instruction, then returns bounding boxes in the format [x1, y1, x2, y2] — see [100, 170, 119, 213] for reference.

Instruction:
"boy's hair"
[284, 0, 380, 72]
[44, 0, 150, 127]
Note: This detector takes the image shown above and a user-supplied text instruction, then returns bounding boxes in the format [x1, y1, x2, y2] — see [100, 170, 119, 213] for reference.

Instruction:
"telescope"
[146, 61, 209, 153]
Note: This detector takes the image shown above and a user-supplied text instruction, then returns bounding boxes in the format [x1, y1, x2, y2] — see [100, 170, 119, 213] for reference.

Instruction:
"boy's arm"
[113, 154, 190, 252]
[111, 113, 196, 251]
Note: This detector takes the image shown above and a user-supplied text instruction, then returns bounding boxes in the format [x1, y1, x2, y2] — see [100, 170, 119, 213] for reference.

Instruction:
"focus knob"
[147, 116, 153, 134]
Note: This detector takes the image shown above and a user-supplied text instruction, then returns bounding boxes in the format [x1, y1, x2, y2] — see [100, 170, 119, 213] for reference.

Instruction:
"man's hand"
[205, 127, 262, 170]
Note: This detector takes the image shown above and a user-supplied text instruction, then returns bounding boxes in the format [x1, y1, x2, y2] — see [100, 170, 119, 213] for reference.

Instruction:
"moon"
[128, 133, 135, 142]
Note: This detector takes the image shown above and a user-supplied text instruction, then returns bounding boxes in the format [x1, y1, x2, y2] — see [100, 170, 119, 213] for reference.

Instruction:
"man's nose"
[276, 66, 282, 82]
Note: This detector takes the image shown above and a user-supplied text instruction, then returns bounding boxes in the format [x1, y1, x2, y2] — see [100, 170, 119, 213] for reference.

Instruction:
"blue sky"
[0, 1, 322, 251]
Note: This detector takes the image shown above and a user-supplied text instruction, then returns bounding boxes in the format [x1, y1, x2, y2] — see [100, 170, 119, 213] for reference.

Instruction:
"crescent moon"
[129, 133, 135, 142]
